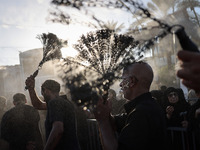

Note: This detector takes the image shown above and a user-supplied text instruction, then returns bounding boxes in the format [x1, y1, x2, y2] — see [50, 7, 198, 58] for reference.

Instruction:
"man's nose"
[119, 82, 123, 87]
[172, 95, 176, 97]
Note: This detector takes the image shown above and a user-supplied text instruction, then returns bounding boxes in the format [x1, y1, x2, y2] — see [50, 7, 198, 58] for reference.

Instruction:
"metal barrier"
[86, 120, 197, 150]
[167, 127, 196, 150]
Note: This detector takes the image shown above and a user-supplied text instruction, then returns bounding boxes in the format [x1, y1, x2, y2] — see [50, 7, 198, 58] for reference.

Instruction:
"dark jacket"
[114, 92, 167, 150]
[1, 104, 43, 150]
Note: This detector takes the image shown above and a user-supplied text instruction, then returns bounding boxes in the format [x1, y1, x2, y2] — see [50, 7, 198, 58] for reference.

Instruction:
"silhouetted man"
[1, 93, 43, 150]
[25, 78, 80, 150]
[95, 61, 166, 150]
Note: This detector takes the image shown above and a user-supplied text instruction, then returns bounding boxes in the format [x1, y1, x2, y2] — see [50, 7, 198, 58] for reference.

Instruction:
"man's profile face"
[119, 64, 140, 100]
[168, 92, 179, 104]
[41, 87, 50, 102]
[120, 71, 133, 100]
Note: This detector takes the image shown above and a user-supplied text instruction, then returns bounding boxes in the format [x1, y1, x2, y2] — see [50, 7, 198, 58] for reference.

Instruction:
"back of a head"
[42, 79, 60, 93]
[0, 96, 7, 110]
[188, 89, 198, 105]
[108, 89, 116, 99]
[151, 90, 163, 99]
[13, 93, 26, 106]
[188, 89, 198, 99]
[177, 88, 186, 101]
[164, 87, 178, 96]
[160, 85, 167, 92]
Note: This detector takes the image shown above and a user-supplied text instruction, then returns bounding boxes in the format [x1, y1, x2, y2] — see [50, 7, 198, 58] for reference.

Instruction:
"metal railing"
[86, 119, 198, 150]
[87, 119, 102, 150]
[167, 127, 196, 150]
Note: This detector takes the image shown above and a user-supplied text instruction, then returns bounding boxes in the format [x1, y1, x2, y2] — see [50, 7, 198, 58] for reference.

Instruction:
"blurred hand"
[26, 141, 36, 150]
[181, 120, 188, 128]
[94, 97, 112, 123]
[166, 106, 174, 119]
[195, 107, 200, 118]
[25, 75, 35, 90]
[177, 50, 200, 91]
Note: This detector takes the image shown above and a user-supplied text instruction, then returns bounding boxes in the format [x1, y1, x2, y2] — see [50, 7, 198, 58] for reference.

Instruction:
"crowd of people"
[0, 49, 199, 150]
[151, 86, 200, 150]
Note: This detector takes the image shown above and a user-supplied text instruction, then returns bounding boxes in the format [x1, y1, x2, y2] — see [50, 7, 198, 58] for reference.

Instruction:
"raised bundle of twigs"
[25, 33, 66, 90]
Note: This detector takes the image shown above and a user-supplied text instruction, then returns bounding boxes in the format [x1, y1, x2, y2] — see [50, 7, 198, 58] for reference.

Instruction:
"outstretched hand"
[177, 50, 200, 92]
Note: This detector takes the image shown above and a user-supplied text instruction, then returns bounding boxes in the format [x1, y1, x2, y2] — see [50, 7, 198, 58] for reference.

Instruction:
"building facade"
[0, 48, 63, 107]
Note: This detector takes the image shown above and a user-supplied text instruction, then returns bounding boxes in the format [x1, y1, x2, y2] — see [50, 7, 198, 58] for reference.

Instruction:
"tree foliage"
[50, 0, 200, 96]
[58, 29, 138, 106]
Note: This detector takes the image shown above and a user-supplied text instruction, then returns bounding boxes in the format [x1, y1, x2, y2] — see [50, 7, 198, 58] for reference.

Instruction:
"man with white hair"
[95, 61, 166, 150]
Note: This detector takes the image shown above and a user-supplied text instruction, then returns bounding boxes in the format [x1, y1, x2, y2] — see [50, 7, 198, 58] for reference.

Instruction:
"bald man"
[94, 61, 166, 150]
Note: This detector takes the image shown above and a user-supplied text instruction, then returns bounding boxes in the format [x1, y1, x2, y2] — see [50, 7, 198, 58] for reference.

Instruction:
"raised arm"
[25, 75, 47, 110]
[94, 97, 118, 150]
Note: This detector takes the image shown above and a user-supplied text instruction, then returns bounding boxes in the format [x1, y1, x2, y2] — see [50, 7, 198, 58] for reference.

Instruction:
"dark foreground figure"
[25, 78, 80, 150]
[94, 61, 167, 150]
[1, 93, 43, 150]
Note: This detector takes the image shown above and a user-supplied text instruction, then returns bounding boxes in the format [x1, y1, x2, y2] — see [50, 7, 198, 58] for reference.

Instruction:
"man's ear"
[45, 89, 51, 95]
[129, 79, 135, 87]
[129, 83, 135, 87]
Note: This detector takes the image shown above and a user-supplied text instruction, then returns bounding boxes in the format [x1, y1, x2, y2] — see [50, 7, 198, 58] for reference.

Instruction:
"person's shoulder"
[1, 108, 12, 120]
[20, 105, 40, 118]
[19, 104, 38, 111]
[3, 106, 18, 115]
[50, 96, 73, 106]
[137, 97, 162, 112]
[138, 95, 155, 105]
[59, 95, 74, 104]
[23, 104, 36, 108]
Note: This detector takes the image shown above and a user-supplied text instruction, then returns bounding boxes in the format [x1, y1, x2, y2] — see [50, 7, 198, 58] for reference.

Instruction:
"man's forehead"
[122, 71, 137, 78]
[123, 65, 137, 74]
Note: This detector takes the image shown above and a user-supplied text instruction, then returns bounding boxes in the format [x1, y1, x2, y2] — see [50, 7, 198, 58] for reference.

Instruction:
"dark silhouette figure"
[108, 89, 126, 115]
[25, 78, 81, 150]
[0, 93, 43, 150]
[187, 91, 200, 150]
[0, 96, 7, 122]
[150, 89, 165, 108]
[94, 61, 167, 150]
[163, 87, 190, 150]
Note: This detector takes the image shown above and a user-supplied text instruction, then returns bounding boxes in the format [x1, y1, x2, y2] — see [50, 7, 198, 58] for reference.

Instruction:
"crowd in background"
[151, 86, 200, 150]
[0, 84, 200, 150]
[0, 51, 200, 150]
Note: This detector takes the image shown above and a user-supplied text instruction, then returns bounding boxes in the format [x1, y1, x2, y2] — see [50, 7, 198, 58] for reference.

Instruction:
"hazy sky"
[1, 0, 199, 66]
[0, 0, 134, 66]
[0, 0, 90, 66]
